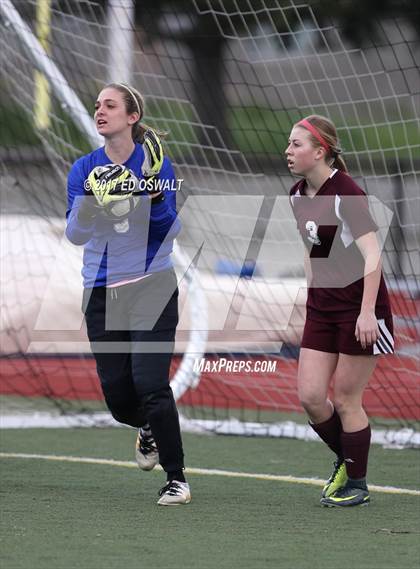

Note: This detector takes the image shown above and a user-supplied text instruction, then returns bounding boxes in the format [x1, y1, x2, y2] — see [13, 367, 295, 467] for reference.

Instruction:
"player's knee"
[332, 394, 361, 416]
[298, 392, 326, 415]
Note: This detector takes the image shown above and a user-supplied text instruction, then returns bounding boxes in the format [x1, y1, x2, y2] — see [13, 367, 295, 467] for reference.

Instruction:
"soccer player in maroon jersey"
[286, 115, 394, 507]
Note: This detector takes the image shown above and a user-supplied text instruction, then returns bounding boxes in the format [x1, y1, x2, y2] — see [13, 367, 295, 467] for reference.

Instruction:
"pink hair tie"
[297, 119, 330, 152]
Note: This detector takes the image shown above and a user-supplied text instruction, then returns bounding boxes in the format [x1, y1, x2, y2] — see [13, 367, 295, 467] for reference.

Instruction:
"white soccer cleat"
[157, 480, 191, 506]
[135, 428, 159, 471]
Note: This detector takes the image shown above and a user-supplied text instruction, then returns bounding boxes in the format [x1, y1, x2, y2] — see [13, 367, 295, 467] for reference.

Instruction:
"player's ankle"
[347, 477, 368, 490]
[167, 470, 186, 483]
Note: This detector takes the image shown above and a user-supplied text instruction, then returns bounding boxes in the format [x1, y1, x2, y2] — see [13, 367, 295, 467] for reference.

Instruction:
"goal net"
[1, 0, 419, 446]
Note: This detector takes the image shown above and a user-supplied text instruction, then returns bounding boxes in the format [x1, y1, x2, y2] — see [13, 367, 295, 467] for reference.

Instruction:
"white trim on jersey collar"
[292, 169, 338, 202]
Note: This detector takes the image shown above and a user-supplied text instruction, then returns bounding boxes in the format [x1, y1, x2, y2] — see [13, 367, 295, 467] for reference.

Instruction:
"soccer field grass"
[1, 428, 419, 569]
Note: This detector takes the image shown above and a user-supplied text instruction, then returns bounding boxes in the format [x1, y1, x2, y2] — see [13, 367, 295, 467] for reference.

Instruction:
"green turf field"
[1, 428, 419, 569]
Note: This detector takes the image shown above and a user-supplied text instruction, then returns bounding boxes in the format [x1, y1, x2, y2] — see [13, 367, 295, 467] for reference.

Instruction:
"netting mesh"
[0, 0, 419, 442]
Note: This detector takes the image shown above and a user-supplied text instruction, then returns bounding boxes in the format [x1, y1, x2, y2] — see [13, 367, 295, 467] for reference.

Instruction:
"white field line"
[1, 452, 419, 496]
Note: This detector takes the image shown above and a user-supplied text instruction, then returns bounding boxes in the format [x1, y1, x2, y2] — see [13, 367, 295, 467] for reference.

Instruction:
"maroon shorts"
[301, 316, 394, 356]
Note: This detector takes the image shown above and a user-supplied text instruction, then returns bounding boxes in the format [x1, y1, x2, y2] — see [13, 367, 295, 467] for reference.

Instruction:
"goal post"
[33, 0, 52, 131]
[0, 0, 418, 447]
[107, 0, 135, 84]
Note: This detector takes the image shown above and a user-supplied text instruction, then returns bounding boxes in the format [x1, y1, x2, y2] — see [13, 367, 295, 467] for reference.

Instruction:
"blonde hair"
[296, 114, 347, 172]
[105, 83, 166, 142]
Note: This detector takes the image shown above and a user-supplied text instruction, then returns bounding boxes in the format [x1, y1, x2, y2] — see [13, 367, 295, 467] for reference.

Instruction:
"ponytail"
[332, 153, 348, 173]
[132, 121, 167, 144]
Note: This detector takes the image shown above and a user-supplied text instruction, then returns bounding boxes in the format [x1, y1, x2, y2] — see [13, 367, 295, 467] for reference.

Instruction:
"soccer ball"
[106, 194, 140, 219]
[86, 163, 141, 219]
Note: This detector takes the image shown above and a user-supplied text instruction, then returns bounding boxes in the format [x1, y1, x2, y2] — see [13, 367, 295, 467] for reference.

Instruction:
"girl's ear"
[128, 112, 140, 126]
[314, 146, 326, 161]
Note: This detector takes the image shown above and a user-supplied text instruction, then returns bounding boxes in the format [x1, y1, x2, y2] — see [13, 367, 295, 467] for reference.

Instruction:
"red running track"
[1, 290, 418, 420]
[0, 352, 418, 420]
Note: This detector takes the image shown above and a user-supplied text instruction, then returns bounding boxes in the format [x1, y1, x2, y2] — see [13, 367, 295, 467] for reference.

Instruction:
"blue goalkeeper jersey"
[66, 143, 181, 287]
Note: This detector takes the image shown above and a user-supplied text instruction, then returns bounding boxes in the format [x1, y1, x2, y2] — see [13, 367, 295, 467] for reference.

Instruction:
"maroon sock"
[309, 409, 343, 457]
[341, 425, 371, 479]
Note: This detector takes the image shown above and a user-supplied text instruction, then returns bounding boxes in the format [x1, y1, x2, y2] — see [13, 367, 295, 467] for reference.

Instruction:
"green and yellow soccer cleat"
[320, 483, 370, 507]
[322, 459, 348, 498]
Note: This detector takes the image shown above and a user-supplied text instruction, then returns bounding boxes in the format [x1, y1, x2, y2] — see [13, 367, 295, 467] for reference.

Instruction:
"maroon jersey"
[290, 169, 392, 322]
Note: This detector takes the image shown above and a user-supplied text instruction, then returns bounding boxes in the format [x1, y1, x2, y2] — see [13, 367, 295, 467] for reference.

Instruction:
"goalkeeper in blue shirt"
[66, 83, 190, 506]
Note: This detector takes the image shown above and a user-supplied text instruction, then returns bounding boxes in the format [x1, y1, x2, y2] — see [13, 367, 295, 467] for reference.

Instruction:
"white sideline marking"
[1, 452, 419, 496]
